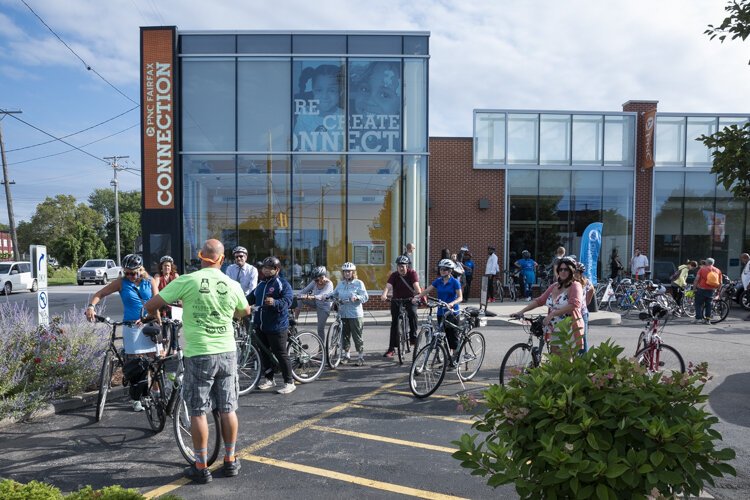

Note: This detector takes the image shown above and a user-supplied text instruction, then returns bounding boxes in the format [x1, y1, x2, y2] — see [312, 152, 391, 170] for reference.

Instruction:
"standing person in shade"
[461, 249, 475, 301]
[630, 248, 649, 281]
[514, 250, 539, 302]
[551, 246, 566, 281]
[451, 253, 465, 287]
[144, 239, 251, 484]
[671, 260, 697, 312]
[609, 248, 623, 282]
[412, 259, 463, 356]
[154, 255, 180, 318]
[403, 242, 416, 269]
[380, 255, 422, 357]
[740, 253, 750, 321]
[693, 257, 723, 324]
[294, 266, 334, 341]
[251, 256, 295, 394]
[485, 246, 500, 303]
[329, 262, 369, 365]
[225, 246, 258, 297]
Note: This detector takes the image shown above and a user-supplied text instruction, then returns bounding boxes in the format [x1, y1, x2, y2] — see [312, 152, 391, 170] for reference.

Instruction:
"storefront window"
[182, 59, 236, 152]
[347, 156, 401, 289]
[507, 170, 539, 262]
[292, 59, 345, 152]
[404, 155, 427, 283]
[601, 171, 633, 278]
[403, 59, 427, 152]
[348, 59, 402, 152]
[238, 58, 291, 152]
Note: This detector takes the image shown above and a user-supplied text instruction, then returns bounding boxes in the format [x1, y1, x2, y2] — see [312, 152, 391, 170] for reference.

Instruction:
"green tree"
[88, 188, 142, 257]
[700, 0, 750, 200]
[0, 222, 8, 232]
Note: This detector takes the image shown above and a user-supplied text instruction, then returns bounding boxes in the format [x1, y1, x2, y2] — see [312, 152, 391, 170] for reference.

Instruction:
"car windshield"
[0, 264, 10, 274]
[83, 260, 107, 268]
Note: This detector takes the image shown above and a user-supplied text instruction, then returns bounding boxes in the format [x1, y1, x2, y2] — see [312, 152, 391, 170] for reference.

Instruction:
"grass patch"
[48, 266, 77, 286]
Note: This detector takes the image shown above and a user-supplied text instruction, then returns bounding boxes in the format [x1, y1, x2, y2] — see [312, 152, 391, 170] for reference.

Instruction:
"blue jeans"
[521, 271, 536, 299]
[694, 288, 715, 320]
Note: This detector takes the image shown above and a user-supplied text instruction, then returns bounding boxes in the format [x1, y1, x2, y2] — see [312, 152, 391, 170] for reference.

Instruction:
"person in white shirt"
[225, 246, 258, 296]
[630, 248, 649, 281]
[739, 253, 750, 321]
[485, 246, 500, 303]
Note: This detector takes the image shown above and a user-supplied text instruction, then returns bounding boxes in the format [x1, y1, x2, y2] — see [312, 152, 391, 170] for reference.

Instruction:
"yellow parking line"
[309, 424, 456, 453]
[349, 403, 475, 425]
[243, 453, 469, 500]
[386, 389, 463, 401]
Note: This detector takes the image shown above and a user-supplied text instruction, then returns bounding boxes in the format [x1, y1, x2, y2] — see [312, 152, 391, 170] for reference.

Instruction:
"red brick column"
[622, 100, 658, 260]
[428, 137, 504, 281]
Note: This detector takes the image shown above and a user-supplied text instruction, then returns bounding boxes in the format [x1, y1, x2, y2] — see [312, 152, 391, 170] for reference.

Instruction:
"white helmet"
[438, 259, 455, 270]
[341, 262, 356, 271]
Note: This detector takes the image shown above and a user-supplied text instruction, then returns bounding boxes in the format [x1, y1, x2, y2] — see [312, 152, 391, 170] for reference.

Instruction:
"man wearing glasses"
[225, 246, 258, 297]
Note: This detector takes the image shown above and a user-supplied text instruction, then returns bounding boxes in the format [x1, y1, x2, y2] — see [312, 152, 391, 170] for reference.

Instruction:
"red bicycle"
[634, 301, 685, 375]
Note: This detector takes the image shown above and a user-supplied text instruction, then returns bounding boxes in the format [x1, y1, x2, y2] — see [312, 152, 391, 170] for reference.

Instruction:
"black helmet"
[261, 256, 281, 269]
[122, 254, 143, 270]
[159, 255, 174, 265]
[233, 246, 248, 256]
[395, 255, 411, 266]
[311, 266, 328, 278]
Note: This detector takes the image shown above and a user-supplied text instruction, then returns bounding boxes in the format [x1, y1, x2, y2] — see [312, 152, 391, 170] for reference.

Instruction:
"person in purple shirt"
[380, 255, 422, 358]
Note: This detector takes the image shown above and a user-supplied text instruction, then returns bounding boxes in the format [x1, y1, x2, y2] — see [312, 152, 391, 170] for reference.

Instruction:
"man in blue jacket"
[251, 256, 295, 394]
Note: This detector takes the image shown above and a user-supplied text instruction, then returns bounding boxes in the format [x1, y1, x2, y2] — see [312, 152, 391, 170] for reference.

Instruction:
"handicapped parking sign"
[38, 290, 49, 327]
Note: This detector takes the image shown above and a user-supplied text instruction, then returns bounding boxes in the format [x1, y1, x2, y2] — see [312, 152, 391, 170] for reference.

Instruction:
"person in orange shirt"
[693, 257, 723, 324]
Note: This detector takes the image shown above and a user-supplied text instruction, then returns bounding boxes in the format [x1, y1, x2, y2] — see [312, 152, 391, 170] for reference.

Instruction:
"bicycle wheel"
[412, 326, 433, 361]
[237, 342, 261, 396]
[741, 290, 750, 311]
[710, 299, 730, 324]
[144, 370, 167, 433]
[325, 322, 342, 369]
[499, 343, 534, 386]
[634, 343, 685, 376]
[397, 312, 409, 365]
[682, 294, 696, 318]
[409, 342, 448, 398]
[290, 331, 325, 383]
[95, 350, 114, 422]
[495, 280, 504, 303]
[635, 331, 647, 356]
[457, 330, 485, 381]
[173, 393, 222, 466]
[508, 284, 517, 302]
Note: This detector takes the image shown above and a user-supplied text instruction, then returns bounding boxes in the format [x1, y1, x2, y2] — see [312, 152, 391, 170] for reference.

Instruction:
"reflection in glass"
[348, 59, 402, 152]
[601, 171, 633, 278]
[474, 113, 505, 165]
[604, 115, 635, 165]
[686, 117, 717, 166]
[404, 155, 427, 283]
[571, 171, 603, 259]
[403, 59, 427, 153]
[292, 59, 345, 152]
[182, 59, 236, 152]
[572, 115, 603, 165]
[238, 59, 291, 152]
[654, 116, 686, 165]
[540, 114, 571, 165]
[507, 170, 539, 263]
[507, 114, 539, 164]
[347, 156, 401, 289]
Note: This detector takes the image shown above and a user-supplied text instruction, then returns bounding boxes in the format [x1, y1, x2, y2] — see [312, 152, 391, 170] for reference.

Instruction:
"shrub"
[48, 266, 77, 286]
[66, 485, 144, 499]
[453, 338, 736, 499]
[0, 479, 63, 499]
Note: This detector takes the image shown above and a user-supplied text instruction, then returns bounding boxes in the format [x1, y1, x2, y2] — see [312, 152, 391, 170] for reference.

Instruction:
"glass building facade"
[174, 32, 429, 289]
[474, 110, 636, 273]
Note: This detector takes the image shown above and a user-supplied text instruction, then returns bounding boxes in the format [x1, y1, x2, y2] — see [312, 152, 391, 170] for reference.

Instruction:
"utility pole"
[0, 109, 22, 261]
[104, 156, 128, 267]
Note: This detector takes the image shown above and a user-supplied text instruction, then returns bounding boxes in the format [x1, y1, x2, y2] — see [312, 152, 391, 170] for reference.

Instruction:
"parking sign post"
[30, 245, 49, 327]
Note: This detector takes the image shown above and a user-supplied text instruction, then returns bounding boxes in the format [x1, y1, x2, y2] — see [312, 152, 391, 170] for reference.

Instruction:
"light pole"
[0, 109, 22, 261]
[104, 156, 128, 266]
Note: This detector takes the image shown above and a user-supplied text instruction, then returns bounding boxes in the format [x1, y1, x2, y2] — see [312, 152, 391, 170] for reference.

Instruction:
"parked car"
[77, 259, 122, 285]
[0, 261, 38, 295]
[48, 256, 59, 269]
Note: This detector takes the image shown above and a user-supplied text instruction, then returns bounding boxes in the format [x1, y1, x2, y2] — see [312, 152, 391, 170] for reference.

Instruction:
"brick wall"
[622, 100, 658, 259]
[428, 137, 505, 283]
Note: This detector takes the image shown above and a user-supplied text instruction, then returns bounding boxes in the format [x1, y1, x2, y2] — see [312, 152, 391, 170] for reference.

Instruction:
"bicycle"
[325, 298, 345, 368]
[234, 320, 261, 395]
[634, 304, 685, 376]
[499, 315, 547, 386]
[93, 316, 129, 422]
[501, 269, 518, 302]
[412, 297, 441, 361]
[391, 297, 413, 365]
[409, 298, 488, 398]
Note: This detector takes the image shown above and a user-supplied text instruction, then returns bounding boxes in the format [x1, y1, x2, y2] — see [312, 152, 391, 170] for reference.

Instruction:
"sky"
[0, 0, 748, 224]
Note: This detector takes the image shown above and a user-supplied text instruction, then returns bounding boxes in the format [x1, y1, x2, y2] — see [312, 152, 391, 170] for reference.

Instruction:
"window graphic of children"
[293, 63, 345, 152]
[348, 60, 402, 152]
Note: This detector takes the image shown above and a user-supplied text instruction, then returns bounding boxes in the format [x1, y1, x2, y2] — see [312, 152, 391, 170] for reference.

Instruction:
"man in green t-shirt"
[145, 239, 250, 484]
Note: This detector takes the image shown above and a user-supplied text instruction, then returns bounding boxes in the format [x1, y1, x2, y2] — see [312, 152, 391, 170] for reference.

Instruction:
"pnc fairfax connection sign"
[141, 27, 176, 209]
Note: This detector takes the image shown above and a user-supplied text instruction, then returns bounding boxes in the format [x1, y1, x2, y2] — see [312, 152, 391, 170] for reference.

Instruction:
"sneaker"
[341, 353, 351, 364]
[525, 297, 531, 302]
[704, 318, 711, 324]
[383, 349, 395, 358]
[223, 458, 241, 477]
[183, 464, 212, 484]
[257, 379, 275, 390]
[132, 400, 144, 412]
[277, 383, 296, 394]
[356, 357, 365, 367]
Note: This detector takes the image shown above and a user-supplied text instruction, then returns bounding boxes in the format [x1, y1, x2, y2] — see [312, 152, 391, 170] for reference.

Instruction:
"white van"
[0, 261, 38, 295]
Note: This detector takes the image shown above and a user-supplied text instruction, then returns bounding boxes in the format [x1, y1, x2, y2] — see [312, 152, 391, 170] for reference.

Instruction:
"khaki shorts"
[182, 351, 238, 417]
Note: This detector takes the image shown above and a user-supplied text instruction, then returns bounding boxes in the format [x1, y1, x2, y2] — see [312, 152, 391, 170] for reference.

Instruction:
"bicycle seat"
[142, 323, 162, 342]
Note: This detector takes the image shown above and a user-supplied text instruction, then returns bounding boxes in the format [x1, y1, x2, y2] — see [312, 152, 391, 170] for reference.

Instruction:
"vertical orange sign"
[141, 27, 176, 209]
[643, 109, 656, 169]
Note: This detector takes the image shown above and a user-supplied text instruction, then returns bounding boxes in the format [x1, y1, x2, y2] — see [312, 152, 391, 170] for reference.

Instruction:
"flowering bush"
[453, 338, 736, 498]
[0, 302, 107, 420]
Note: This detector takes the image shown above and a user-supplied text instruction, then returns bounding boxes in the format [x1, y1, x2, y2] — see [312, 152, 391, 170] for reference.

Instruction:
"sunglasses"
[558, 267, 571, 273]
[439, 267, 451, 272]
[124, 270, 139, 277]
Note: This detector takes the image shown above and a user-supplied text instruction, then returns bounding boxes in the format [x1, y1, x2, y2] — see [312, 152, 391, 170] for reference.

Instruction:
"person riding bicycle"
[144, 239, 251, 483]
[250, 256, 296, 394]
[294, 265, 334, 340]
[511, 256, 584, 353]
[413, 258, 463, 356]
[328, 262, 369, 366]
[225, 246, 258, 297]
[380, 255, 422, 358]
[85, 253, 159, 412]
[514, 250, 538, 302]
[154, 255, 180, 318]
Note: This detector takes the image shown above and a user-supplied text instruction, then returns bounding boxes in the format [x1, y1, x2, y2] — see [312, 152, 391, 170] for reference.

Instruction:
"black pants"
[672, 285, 684, 305]
[486, 275, 495, 300]
[464, 275, 473, 300]
[256, 327, 293, 384]
[440, 313, 460, 350]
[389, 300, 418, 349]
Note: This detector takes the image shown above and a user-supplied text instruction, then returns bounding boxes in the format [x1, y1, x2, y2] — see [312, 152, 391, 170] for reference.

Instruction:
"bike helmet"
[311, 266, 328, 278]
[261, 256, 281, 269]
[159, 255, 174, 265]
[438, 258, 455, 270]
[122, 254, 143, 270]
[574, 261, 586, 273]
[233, 246, 248, 256]
[521, 250, 531, 258]
[341, 262, 356, 271]
[395, 255, 411, 266]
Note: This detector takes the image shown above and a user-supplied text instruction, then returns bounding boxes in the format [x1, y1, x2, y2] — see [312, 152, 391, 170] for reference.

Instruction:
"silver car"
[77, 259, 122, 285]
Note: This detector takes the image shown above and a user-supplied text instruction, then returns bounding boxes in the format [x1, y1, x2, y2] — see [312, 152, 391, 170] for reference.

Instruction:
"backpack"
[669, 268, 681, 282]
[706, 269, 721, 289]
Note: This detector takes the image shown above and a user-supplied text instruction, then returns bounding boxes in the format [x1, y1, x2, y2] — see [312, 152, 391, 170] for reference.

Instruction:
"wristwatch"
[87, 303, 95, 309]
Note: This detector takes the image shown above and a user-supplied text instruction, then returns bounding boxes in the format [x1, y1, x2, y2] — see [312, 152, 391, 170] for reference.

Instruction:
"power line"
[6, 105, 139, 152]
[20, 0, 139, 106]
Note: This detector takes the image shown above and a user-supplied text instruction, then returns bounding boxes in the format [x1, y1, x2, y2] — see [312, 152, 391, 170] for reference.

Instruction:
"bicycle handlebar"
[93, 315, 132, 327]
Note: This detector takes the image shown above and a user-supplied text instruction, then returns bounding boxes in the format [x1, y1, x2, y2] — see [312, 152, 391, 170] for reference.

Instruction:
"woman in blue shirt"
[514, 250, 538, 301]
[413, 259, 463, 354]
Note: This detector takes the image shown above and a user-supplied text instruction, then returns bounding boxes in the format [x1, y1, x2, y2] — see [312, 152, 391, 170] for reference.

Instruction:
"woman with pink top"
[511, 256, 585, 353]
